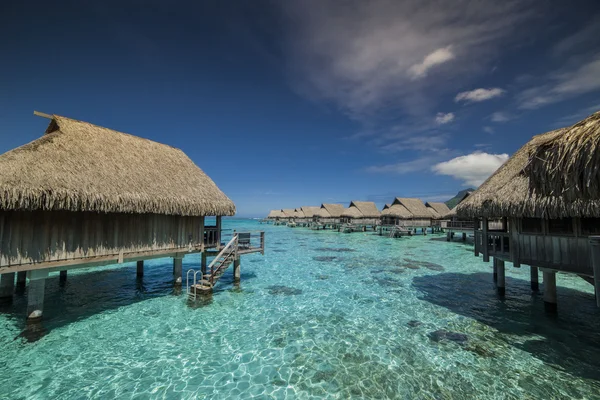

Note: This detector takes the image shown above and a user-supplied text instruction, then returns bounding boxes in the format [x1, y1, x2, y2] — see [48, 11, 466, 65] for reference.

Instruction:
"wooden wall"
[0, 210, 205, 268]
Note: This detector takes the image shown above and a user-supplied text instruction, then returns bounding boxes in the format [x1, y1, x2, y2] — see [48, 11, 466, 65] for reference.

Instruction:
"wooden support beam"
[482, 217, 489, 262]
[33, 111, 53, 119]
[136, 261, 143, 278]
[543, 270, 557, 313]
[495, 258, 505, 296]
[590, 236, 600, 307]
[530, 266, 539, 291]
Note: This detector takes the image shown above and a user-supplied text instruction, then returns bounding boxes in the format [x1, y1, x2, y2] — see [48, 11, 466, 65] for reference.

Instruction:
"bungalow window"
[582, 218, 600, 235]
[548, 218, 573, 235]
[521, 218, 543, 234]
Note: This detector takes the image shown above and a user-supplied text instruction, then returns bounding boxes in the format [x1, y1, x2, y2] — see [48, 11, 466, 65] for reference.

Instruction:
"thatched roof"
[321, 203, 345, 218]
[300, 206, 321, 218]
[341, 201, 381, 218]
[392, 198, 431, 218]
[458, 111, 600, 218]
[341, 206, 362, 218]
[444, 193, 470, 218]
[316, 207, 331, 218]
[281, 209, 295, 218]
[381, 203, 413, 218]
[426, 202, 451, 219]
[267, 209, 284, 218]
[0, 114, 235, 216]
[293, 208, 306, 218]
[382, 204, 391, 210]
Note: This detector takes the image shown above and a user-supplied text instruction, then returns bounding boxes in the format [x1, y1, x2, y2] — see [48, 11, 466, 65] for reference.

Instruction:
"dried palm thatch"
[316, 207, 331, 218]
[281, 209, 295, 218]
[425, 202, 451, 219]
[381, 203, 413, 218]
[382, 204, 391, 210]
[341, 206, 362, 218]
[346, 201, 381, 218]
[300, 206, 321, 218]
[321, 203, 345, 217]
[293, 208, 306, 218]
[0, 114, 235, 216]
[392, 198, 431, 218]
[526, 111, 600, 201]
[458, 111, 600, 218]
[267, 209, 284, 218]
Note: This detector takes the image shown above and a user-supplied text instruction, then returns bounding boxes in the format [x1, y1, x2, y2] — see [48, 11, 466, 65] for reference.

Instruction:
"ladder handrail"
[208, 234, 238, 286]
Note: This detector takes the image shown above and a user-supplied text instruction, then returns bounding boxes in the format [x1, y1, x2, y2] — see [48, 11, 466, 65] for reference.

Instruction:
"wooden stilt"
[59, 270, 67, 284]
[530, 266, 539, 291]
[496, 259, 505, 296]
[590, 237, 600, 307]
[173, 257, 183, 285]
[543, 270, 557, 312]
[0, 273, 15, 303]
[26, 270, 48, 321]
[136, 260, 144, 277]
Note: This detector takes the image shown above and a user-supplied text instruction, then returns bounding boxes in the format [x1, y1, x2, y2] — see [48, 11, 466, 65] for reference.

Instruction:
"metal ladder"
[186, 234, 238, 300]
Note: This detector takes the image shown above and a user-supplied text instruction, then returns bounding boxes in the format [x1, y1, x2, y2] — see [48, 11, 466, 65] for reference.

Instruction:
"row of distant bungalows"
[265, 198, 453, 229]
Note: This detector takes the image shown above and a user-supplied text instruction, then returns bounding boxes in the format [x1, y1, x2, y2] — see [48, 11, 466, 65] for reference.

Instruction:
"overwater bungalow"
[340, 201, 380, 232]
[265, 209, 284, 224]
[0, 113, 265, 321]
[279, 209, 295, 225]
[442, 192, 476, 240]
[300, 206, 321, 227]
[313, 203, 345, 230]
[425, 202, 451, 233]
[292, 208, 306, 227]
[456, 111, 600, 311]
[380, 202, 414, 237]
[382, 198, 432, 233]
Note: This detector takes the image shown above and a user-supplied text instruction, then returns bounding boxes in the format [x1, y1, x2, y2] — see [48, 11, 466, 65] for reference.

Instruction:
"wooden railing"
[227, 230, 265, 255]
[443, 221, 474, 230]
[474, 230, 510, 258]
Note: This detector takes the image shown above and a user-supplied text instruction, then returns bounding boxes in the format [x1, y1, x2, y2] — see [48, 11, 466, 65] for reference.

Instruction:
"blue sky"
[1, 1, 599, 217]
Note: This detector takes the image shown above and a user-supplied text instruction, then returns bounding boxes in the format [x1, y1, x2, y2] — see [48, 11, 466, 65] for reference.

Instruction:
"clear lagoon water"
[1, 219, 600, 399]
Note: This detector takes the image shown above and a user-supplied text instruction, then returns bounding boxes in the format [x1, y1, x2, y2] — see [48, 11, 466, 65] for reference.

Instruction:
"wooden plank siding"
[516, 234, 592, 276]
[0, 210, 206, 270]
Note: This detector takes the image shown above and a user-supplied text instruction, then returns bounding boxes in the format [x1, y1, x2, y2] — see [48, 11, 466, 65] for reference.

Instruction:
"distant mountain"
[445, 188, 476, 209]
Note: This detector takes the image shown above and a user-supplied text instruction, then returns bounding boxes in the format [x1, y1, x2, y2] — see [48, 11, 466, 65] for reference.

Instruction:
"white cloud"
[408, 46, 455, 80]
[518, 55, 600, 109]
[379, 135, 448, 152]
[435, 112, 455, 125]
[455, 88, 505, 103]
[490, 111, 511, 122]
[483, 126, 494, 134]
[432, 152, 509, 186]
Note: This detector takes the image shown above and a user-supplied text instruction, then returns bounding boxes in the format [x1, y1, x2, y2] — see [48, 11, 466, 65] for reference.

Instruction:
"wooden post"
[530, 266, 539, 291]
[233, 256, 241, 282]
[0, 272, 15, 303]
[216, 216, 222, 247]
[136, 261, 144, 278]
[462, 232, 467, 241]
[543, 270, 557, 312]
[59, 270, 67, 284]
[474, 218, 480, 257]
[482, 217, 489, 262]
[260, 231, 265, 255]
[201, 252, 207, 276]
[590, 236, 600, 307]
[496, 258, 505, 296]
[26, 269, 48, 321]
[199, 216, 205, 252]
[16, 271, 27, 292]
[446, 232, 451, 241]
[173, 257, 183, 285]
[493, 258, 498, 282]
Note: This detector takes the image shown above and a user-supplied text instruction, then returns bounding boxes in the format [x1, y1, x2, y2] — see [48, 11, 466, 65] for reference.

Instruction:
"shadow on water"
[1, 260, 257, 342]
[412, 272, 600, 381]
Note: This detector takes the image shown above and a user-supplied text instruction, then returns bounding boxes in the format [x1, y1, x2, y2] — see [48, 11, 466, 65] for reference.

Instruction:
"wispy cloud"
[490, 111, 511, 122]
[483, 126, 494, 134]
[455, 88, 505, 103]
[366, 155, 441, 174]
[379, 135, 448, 153]
[432, 152, 509, 186]
[408, 46, 455, 80]
[435, 112, 455, 125]
[280, 0, 536, 122]
[518, 55, 600, 109]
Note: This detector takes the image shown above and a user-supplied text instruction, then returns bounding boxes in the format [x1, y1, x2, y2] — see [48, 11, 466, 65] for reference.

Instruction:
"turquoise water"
[2, 219, 600, 399]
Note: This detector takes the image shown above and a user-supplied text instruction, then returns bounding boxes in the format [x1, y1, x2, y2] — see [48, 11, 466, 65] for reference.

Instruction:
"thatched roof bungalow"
[267, 209, 284, 219]
[384, 198, 432, 227]
[0, 113, 252, 319]
[381, 203, 413, 225]
[341, 201, 381, 226]
[456, 111, 600, 308]
[301, 206, 321, 220]
[425, 202, 451, 220]
[315, 203, 345, 225]
[281, 209, 295, 220]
